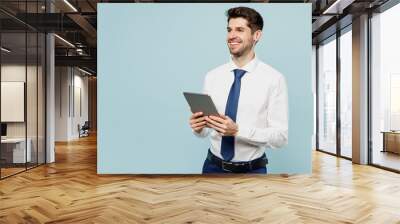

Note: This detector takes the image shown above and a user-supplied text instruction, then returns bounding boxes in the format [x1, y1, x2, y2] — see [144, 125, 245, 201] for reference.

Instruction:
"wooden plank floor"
[1, 134, 400, 224]
[0, 167, 26, 178]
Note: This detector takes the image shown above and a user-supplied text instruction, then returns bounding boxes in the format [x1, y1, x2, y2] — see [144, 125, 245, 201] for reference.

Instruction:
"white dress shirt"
[194, 56, 288, 162]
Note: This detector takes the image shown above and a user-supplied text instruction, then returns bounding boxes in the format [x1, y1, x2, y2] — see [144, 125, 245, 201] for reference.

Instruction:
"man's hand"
[189, 112, 207, 133]
[205, 115, 238, 136]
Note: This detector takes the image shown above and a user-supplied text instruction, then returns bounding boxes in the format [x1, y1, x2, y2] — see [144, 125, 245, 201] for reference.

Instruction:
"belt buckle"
[221, 161, 234, 173]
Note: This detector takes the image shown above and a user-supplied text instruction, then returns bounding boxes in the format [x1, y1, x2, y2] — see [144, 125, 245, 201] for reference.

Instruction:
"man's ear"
[253, 30, 262, 42]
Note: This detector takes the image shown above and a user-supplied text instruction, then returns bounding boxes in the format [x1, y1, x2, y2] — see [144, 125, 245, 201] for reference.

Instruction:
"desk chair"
[78, 121, 90, 138]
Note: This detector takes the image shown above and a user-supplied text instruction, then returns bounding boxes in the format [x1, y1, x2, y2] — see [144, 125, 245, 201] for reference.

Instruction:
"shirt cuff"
[192, 128, 208, 138]
[235, 124, 253, 140]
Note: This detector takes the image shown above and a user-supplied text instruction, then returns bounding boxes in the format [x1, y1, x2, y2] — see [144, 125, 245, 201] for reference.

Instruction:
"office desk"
[1, 138, 32, 163]
[381, 131, 400, 154]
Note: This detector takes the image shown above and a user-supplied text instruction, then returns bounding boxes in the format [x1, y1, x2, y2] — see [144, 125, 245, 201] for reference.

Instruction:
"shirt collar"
[228, 54, 259, 73]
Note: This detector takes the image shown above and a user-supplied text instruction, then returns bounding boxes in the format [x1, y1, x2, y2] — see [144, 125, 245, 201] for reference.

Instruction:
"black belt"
[207, 150, 268, 173]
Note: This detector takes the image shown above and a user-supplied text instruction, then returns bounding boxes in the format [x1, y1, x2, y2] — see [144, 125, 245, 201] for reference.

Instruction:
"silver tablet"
[183, 92, 219, 116]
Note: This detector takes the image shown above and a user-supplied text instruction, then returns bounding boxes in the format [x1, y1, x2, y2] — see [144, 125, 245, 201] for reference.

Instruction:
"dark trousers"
[202, 153, 267, 174]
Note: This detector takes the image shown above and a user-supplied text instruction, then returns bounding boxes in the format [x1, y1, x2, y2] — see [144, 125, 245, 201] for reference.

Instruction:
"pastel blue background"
[98, 3, 312, 174]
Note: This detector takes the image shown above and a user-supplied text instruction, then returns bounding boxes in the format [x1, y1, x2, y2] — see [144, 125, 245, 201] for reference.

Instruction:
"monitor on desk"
[1, 123, 7, 138]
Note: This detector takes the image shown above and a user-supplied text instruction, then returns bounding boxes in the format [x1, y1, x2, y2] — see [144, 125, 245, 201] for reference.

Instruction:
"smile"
[229, 42, 241, 46]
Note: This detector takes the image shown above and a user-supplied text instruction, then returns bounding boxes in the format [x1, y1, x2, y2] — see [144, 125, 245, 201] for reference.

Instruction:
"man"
[189, 7, 288, 174]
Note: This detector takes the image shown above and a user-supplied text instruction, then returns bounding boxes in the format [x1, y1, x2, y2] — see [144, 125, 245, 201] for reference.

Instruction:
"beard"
[228, 40, 253, 57]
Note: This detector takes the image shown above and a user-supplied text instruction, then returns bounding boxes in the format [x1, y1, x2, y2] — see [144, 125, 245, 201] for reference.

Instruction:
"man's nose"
[228, 32, 237, 40]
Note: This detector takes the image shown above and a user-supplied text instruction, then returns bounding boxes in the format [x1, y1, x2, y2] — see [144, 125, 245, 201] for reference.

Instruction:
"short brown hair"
[226, 7, 264, 33]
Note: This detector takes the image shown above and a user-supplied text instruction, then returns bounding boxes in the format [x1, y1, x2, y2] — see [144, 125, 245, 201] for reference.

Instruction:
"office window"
[390, 74, 400, 130]
[371, 3, 400, 171]
[312, 46, 317, 150]
[317, 36, 337, 154]
[340, 28, 352, 158]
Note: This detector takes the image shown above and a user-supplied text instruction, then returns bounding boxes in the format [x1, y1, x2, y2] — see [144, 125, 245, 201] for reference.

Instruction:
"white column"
[46, 1, 55, 163]
[46, 33, 55, 163]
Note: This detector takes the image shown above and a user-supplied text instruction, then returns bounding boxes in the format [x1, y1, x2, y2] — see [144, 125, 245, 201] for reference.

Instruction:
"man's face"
[226, 17, 257, 57]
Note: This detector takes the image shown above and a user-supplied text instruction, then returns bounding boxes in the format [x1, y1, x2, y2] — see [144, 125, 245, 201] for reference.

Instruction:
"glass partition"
[0, 1, 46, 179]
[1, 31, 28, 178]
[27, 30, 38, 169]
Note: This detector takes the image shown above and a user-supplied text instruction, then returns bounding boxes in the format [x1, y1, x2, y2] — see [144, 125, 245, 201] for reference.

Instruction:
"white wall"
[55, 67, 89, 141]
[55, 66, 69, 141]
[1, 66, 26, 139]
[1, 63, 46, 164]
[1, 65, 41, 137]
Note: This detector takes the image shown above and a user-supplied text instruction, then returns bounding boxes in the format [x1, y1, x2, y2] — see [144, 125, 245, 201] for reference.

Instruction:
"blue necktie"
[221, 69, 246, 161]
